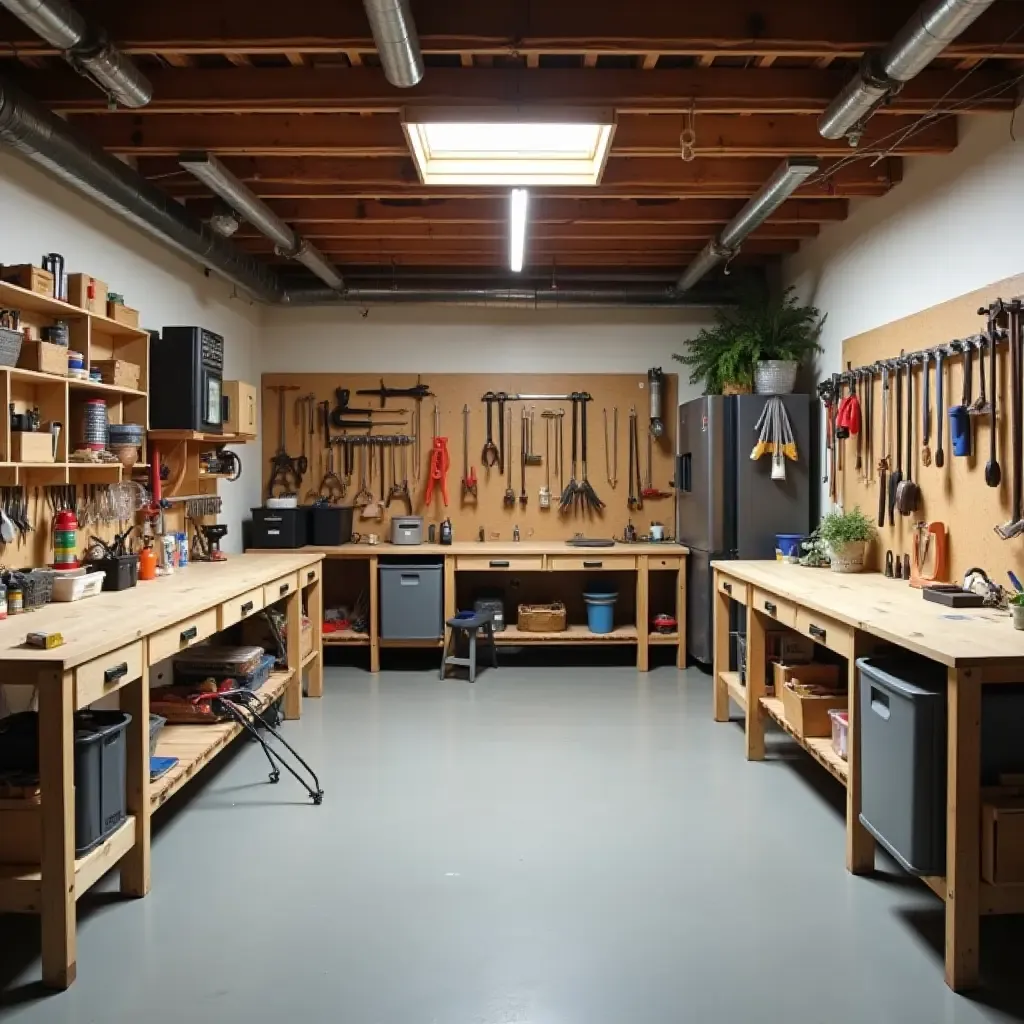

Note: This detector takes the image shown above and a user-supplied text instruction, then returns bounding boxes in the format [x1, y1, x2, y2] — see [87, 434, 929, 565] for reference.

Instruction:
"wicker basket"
[0, 327, 23, 369]
[828, 540, 868, 574]
[517, 602, 567, 632]
[721, 380, 752, 396]
[754, 360, 799, 395]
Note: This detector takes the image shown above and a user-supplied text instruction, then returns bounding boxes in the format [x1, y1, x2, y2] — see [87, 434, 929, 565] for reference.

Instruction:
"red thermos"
[52, 509, 79, 569]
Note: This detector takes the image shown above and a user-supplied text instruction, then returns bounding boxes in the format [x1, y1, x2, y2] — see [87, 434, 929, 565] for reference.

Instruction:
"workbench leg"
[712, 576, 730, 722]
[945, 666, 981, 991]
[120, 669, 151, 898]
[744, 606, 766, 760]
[443, 555, 456, 657]
[845, 637, 875, 875]
[306, 570, 324, 698]
[369, 555, 380, 674]
[38, 669, 76, 989]
[676, 562, 687, 670]
[284, 590, 302, 721]
[637, 556, 650, 672]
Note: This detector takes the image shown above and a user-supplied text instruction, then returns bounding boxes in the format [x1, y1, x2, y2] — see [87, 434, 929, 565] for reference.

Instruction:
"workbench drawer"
[75, 641, 144, 708]
[716, 573, 745, 602]
[457, 556, 544, 572]
[795, 608, 854, 660]
[649, 556, 681, 570]
[752, 587, 797, 627]
[264, 573, 299, 607]
[549, 555, 637, 571]
[301, 564, 320, 587]
[219, 587, 265, 631]
[149, 608, 218, 665]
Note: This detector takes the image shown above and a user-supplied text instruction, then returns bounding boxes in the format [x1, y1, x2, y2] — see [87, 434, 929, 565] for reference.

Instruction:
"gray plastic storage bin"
[74, 710, 132, 855]
[380, 561, 444, 639]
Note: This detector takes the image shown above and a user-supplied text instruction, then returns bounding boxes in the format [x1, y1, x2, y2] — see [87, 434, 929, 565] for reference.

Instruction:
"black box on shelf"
[251, 507, 309, 549]
[309, 505, 353, 546]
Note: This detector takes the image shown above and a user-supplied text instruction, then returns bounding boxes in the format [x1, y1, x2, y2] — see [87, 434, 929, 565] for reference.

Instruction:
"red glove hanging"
[836, 394, 862, 436]
[425, 437, 451, 507]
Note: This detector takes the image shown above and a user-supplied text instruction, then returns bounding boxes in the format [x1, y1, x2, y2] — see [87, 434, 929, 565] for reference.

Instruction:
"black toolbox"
[251, 507, 309, 549]
[94, 553, 139, 591]
[309, 504, 353, 546]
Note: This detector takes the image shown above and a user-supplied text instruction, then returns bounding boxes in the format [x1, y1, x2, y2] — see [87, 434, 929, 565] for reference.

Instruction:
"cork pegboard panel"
[261, 372, 678, 542]
[840, 271, 1024, 583]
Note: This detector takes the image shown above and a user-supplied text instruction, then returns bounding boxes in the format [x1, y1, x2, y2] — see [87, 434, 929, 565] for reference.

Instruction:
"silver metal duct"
[675, 158, 819, 292]
[362, 0, 423, 88]
[283, 286, 713, 308]
[0, 0, 152, 108]
[819, 0, 996, 140]
[179, 152, 345, 291]
[0, 77, 283, 302]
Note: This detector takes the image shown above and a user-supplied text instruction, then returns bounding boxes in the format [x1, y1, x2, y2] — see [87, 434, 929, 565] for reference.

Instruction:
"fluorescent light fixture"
[402, 106, 616, 186]
[509, 189, 529, 273]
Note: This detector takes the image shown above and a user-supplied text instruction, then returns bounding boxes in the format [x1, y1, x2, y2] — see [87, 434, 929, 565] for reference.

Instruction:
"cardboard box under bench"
[779, 663, 846, 739]
[92, 359, 140, 390]
[983, 800, 1024, 885]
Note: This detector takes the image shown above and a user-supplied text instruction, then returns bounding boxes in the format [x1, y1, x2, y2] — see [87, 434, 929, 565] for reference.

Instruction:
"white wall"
[785, 110, 1024, 377]
[0, 151, 264, 550]
[261, 305, 712, 397]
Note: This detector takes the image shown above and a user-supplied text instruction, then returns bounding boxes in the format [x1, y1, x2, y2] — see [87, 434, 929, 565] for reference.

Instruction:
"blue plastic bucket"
[775, 534, 803, 562]
[583, 591, 618, 634]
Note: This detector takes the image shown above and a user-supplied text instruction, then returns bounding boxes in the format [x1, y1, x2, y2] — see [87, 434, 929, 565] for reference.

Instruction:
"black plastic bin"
[95, 553, 139, 591]
[250, 507, 309, 549]
[0, 709, 132, 856]
[310, 504, 353, 546]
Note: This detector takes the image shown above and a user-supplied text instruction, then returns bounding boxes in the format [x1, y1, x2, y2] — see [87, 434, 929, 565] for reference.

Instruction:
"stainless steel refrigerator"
[676, 394, 812, 665]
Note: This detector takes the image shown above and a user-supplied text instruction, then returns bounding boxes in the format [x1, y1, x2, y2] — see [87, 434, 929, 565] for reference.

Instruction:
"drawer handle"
[583, 560, 603, 568]
[764, 600, 777, 616]
[307, 570, 316, 582]
[103, 661, 128, 684]
[180, 625, 198, 643]
[241, 601, 254, 615]
[489, 560, 509, 568]
[280, 583, 290, 596]
[809, 624, 826, 642]
[723, 581, 732, 594]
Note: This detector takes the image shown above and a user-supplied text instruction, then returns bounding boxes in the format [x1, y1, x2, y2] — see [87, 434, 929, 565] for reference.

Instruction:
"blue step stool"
[440, 611, 498, 683]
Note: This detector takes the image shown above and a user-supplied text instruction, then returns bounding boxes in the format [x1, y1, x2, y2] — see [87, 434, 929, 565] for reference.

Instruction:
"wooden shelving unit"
[323, 628, 370, 646]
[495, 623, 639, 644]
[718, 670, 748, 712]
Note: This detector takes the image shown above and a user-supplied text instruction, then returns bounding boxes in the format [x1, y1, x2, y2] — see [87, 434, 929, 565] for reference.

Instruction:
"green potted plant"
[1010, 592, 1024, 631]
[817, 506, 876, 574]
[673, 286, 826, 396]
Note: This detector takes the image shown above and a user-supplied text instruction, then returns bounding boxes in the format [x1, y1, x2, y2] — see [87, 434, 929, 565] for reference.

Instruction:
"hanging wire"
[679, 101, 697, 163]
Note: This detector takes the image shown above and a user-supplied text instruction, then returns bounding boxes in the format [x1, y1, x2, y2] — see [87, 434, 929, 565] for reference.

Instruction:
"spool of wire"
[81, 398, 108, 451]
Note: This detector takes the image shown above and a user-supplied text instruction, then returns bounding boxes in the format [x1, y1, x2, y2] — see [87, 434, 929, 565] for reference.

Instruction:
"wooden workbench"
[0, 552, 323, 990]
[268, 541, 687, 672]
[711, 559, 1024, 992]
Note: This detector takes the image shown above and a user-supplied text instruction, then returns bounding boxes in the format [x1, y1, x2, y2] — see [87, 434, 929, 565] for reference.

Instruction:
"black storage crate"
[310, 504, 353, 546]
[0, 709, 131, 856]
[95, 554, 139, 591]
[251, 507, 309, 549]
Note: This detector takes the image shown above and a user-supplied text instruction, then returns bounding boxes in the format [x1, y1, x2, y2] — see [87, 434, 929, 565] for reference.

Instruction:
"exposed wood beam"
[813, 55, 837, 69]
[755, 55, 777, 68]
[347, 51, 363, 67]
[641, 54, 660, 71]
[183, 196, 849, 225]
[146, 154, 901, 198]
[224, 52, 250, 67]
[697, 54, 716, 68]
[73, 112, 955, 158]
[526, 52, 539, 68]
[161, 53, 192, 68]
[956, 56, 985, 71]
[3, 2, 1020, 60]
[584, 53, 598, 67]
[460, 53, 473, 67]
[285, 53, 306, 67]
[25, 67, 1013, 116]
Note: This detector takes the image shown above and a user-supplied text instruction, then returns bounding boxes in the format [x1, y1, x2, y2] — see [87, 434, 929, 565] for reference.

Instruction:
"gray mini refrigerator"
[676, 394, 811, 665]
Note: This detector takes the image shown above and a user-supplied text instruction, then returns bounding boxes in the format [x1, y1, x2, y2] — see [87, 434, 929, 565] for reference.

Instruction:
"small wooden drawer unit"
[149, 608, 218, 665]
[795, 608, 854, 660]
[301, 564, 320, 587]
[264, 573, 299, 607]
[716, 573, 745, 602]
[752, 587, 797, 627]
[456, 556, 544, 572]
[75, 641, 144, 709]
[219, 587, 265, 631]
[548, 555, 637, 572]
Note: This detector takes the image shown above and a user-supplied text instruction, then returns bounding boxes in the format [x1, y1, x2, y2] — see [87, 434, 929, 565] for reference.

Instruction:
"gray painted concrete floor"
[2, 665, 1024, 1023]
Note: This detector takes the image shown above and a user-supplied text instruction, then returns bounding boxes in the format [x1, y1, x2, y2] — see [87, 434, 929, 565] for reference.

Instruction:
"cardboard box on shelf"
[765, 627, 815, 666]
[92, 359, 141, 390]
[17, 340, 68, 377]
[11, 431, 56, 464]
[982, 800, 1024, 885]
[1, 264, 54, 297]
[67, 274, 108, 315]
[772, 661, 842, 694]
[106, 302, 140, 329]
[781, 680, 847, 739]
[223, 380, 257, 435]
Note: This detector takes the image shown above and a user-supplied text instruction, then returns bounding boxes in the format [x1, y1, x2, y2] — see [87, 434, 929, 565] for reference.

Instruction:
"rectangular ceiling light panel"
[402, 107, 616, 186]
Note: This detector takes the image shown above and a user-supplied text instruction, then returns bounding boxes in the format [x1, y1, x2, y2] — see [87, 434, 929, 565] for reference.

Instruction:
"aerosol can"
[648, 367, 665, 438]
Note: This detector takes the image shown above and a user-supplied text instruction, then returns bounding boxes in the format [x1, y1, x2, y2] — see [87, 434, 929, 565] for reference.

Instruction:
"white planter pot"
[828, 540, 868, 574]
[754, 360, 799, 395]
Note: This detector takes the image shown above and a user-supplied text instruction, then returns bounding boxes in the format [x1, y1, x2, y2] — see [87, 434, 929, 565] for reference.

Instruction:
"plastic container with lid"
[829, 709, 849, 761]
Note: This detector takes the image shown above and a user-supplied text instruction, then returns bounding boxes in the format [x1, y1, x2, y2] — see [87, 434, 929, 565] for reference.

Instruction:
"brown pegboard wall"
[840, 271, 1024, 584]
[261, 372, 678, 542]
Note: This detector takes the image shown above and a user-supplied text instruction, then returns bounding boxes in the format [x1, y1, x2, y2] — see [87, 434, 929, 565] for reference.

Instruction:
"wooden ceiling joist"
[70, 111, 955, 158]
[181, 196, 850, 226]
[23, 67, 1014, 116]
[3, 0, 1017, 61]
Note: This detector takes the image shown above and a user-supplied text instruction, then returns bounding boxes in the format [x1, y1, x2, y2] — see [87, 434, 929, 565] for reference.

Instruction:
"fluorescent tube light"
[509, 189, 529, 273]
[402, 107, 616, 186]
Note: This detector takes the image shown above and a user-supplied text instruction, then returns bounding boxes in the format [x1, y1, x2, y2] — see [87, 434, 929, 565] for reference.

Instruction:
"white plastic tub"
[51, 570, 105, 602]
[829, 709, 849, 761]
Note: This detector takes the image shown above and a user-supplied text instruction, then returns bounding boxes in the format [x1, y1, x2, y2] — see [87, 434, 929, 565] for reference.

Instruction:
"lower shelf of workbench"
[496, 624, 639, 644]
[760, 696, 849, 786]
[150, 669, 294, 810]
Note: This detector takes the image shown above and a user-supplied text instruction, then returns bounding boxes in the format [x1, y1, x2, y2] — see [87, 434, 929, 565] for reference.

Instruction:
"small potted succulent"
[1010, 592, 1024, 631]
[817, 506, 876, 574]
